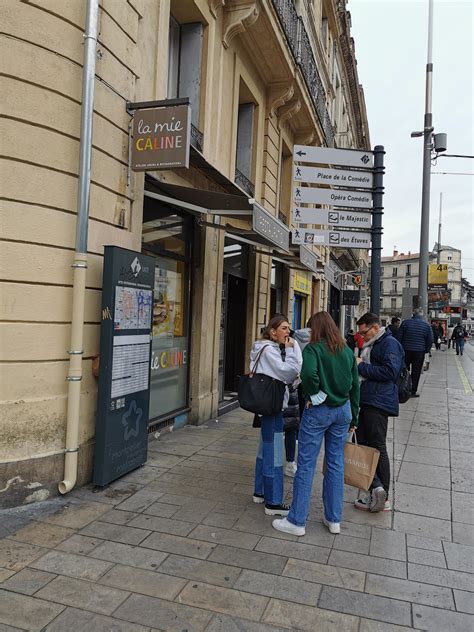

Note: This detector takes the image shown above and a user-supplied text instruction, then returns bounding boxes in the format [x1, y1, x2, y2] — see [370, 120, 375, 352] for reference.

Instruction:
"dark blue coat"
[358, 330, 404, 417]
[398, 315, 433, 353]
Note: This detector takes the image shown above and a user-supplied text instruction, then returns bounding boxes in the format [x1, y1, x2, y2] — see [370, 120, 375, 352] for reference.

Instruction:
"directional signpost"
[292, 207, 372, 229]
[292, 228, 372, 249]
[293, 186, 372, 209]
[293, 165, 373, 189]
[294, 145, 374, 169]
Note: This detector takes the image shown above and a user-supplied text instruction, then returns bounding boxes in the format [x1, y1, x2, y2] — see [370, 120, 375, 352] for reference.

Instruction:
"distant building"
[430, 244, 462, 306]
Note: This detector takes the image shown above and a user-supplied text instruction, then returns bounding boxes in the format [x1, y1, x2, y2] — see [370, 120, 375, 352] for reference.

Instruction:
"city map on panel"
[114, 286, 153, 331]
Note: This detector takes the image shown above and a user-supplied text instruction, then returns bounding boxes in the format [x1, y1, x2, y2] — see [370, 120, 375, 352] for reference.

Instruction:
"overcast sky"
[348, 0, 473, 281]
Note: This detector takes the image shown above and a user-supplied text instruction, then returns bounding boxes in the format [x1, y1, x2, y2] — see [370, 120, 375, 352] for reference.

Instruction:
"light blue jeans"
[288, 401, 351, 527]
[254, 413, 284, 505]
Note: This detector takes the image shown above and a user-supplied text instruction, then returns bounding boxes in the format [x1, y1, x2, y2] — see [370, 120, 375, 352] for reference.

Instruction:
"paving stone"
[397, 461, 451, 490]
[365, 573, 455, 609]
[29, 550, 114, 581]
[0, 568, 55, 595]
[230, 510, 299, 541]
[89, 540, 168, 571]
[39, 501, 110, 529]
[7, 523, 74, 549]
[141, 531, 216, 560]
[99, 509, 140, 526]
[127, 513, 195, 536]
[328, 549, 406, 579]
[35, 575, 129, 615]
[369, 528, 406, 562]
[205, 613, 288, 632]
[0, 589, 64, 630]
[0, 540, 46, 571]
[0, 570, 15, 584]
[55, 535, 101, 555]
[412, 603, 474, 631]
[148, 442, 199, 457]
[100, 564, 186, 599]
[394, 482, 451, 520]
[359, 620, 414, 632]
[208, 544, 287, 574]
[114, 489, 163, 513]
[202, 512, 239, 529]
[255, 536, 330, 564]
[408, 431, 450, 449]
[43, 606, 150, 631]
[120, 464, 166, 485]
[451, 468, 474, 494]
[283, 557, 365, 591]
[262, 597, 359, 631]
[187, 525, 261, 550]
[141, 501, 180, 518]
[443, 541, 474, 573]
[408, 547, 447, 568]
[333, 534, 370, 555]
[452, 491, 474, 525]
[452, 521, 474, 546]
[453, 589, 474, 614]
[407, 534, 444, 551]
[234, 568, 321, 606]
[450, 451, 472, 471]
[173, 581, 269, 621]
[408, 562, 474, 591]
[158, 553, 240, 588]
[80, 520, 150, 545]
[171, 501, 217, 523]
[448, 433, 474, 453]
[393, 511, 452, 541]
[0, 624, 24, 631]
[318, 585, 412, 626]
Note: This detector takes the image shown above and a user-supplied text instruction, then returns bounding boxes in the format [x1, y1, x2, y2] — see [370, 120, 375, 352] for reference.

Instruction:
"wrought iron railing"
[235, 169, 255, 197]
[191, 124, 204, 153]
[271, 0, 335, 147]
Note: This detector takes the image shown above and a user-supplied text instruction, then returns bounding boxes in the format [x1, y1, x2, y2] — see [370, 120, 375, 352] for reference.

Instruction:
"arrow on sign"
[296, 150, 306, 157]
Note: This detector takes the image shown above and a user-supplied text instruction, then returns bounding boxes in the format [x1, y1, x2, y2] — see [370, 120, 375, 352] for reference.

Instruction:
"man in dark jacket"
[398, 309, 433, 396]
[355, 312, 404, 513]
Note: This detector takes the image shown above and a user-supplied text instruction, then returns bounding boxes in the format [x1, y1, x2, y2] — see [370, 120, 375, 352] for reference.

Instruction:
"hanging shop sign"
[293, 186, 372, 209]
[131, 103, 191, 171]
[253, 202, 289, 251]
[292, 228, 372, 249]
[293, 207, 372, 229]
[342, 290, 361, 305]
[299, 245, 319, 273]
[294, 271, 311, 295]
[293, 165, 373, 189]
[93, 246, 155, 486]
[294, 145, 374, 169]
[428, 263, 448, 290]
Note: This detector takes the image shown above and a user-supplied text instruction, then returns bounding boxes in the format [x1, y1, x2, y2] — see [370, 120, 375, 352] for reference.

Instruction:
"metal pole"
[418, 0, 434, 318]
[370, 145, 385, 315]
[437, 192, 442, 264]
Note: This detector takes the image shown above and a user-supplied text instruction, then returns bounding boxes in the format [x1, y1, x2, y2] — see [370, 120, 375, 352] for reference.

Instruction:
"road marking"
[455, 356, 472, 394]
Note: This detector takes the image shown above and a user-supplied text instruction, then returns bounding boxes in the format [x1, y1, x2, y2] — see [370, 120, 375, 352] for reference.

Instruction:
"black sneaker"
[264, 503, 290, 516]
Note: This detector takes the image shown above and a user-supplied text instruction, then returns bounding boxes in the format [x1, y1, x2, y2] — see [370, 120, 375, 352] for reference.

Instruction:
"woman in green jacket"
[273, 311, 359, 536]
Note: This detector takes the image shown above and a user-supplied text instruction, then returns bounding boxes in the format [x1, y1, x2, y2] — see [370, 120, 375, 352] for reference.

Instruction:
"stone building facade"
[1, 0, 370, 506]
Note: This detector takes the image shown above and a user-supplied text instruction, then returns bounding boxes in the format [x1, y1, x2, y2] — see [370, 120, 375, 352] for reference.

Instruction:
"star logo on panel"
[122, 400, 142, 441]
[130, 257, 142, 277]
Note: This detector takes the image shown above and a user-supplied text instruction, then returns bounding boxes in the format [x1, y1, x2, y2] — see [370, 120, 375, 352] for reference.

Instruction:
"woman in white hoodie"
[250, 315, 302, 516]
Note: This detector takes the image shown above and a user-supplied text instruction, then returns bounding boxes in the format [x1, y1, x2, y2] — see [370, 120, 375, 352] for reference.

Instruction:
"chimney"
[393, 249, 398, 257]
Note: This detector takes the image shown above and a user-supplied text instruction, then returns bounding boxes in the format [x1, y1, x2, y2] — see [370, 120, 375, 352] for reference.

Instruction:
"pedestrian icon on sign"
[295, 167, 302, 178]
[295, 188, 301, 198]
[294, 208, 301, 220]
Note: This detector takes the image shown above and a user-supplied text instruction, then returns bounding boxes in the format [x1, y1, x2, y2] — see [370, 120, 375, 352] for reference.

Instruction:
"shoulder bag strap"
[250, 344, 270, 375]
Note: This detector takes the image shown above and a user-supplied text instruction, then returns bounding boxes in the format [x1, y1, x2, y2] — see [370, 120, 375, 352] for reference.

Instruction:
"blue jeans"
[455, 338, 465, 355]
[288, 401, 351, 527]
[285, 427, 298, 462]
[254, 413, 284, 505]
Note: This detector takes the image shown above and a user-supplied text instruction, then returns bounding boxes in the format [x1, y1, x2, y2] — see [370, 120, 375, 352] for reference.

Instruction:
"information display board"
[93, 247, 155, 486]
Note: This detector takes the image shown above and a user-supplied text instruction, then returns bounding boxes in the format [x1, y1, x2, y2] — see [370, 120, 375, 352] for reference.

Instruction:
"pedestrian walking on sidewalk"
[398, 309, 433, 396]
[387, 316, 401, 339]
[354, 312, 404, 513]
[251, 315, 302, 516]
[447, 324, 455, 349]
[452, 323, 468, 356]
[272, 312, 359, 537]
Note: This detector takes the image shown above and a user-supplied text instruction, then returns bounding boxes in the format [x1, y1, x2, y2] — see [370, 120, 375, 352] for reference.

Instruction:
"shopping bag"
[323, 434, 380, 491]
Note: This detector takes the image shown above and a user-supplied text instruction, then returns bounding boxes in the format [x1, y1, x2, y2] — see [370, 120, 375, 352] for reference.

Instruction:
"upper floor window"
[447, 255, 452, 261]
[406, 279, 411, 288]
[392, 267, 397, 277]
[406, 264, 411, 276]
[392, 280, 398, 293]
[235, 81, 257, 196]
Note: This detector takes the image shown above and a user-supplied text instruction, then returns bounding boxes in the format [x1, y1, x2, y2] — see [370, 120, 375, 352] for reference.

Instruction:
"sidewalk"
[1, 346, 473, 631]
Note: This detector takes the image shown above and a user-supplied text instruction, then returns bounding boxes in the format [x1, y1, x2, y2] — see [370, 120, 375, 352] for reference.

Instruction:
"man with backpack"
[354, 312, 404, 513]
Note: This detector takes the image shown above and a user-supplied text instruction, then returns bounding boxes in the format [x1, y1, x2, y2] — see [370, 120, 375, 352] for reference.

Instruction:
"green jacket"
[301, 341, 360, 426]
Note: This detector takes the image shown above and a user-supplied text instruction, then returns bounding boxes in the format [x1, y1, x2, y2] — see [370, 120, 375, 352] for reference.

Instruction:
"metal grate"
[235, 169, 255, 196]
[191, 124, 204, 152]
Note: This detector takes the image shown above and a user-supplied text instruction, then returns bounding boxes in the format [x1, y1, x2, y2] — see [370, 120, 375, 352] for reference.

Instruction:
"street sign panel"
[428, 263, 448, 290]
[294, 145, 374, 169]
[293, 207, 372, 229]
[292, 228, 371, 249]
[293, 186, 372, 209]
[342, 290, 361, 305]
[293, 165, 373, 189]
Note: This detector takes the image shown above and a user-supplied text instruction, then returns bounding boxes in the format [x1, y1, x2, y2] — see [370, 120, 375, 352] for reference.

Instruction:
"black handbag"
[397, 366, 412, 403]
[238, 345, 286, 416]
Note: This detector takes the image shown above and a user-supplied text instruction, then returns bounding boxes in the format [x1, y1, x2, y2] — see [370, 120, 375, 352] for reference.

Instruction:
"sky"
[348, 0, 473, 281]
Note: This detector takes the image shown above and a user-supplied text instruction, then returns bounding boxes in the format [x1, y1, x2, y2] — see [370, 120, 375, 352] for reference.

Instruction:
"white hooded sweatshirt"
[249, 340, 302, 409]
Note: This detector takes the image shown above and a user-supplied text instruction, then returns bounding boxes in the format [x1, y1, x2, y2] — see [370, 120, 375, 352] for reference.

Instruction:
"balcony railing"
[235, 169, 255, 197]
[191, 124, 204, 153]
[271, 0, 335, 147]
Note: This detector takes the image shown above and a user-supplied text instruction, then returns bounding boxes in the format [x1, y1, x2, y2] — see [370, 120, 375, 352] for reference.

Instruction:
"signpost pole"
[370, 145, 385, 315]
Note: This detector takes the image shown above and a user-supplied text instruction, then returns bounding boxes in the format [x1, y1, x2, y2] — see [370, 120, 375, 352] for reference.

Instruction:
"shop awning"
[144, 178, 290, 252]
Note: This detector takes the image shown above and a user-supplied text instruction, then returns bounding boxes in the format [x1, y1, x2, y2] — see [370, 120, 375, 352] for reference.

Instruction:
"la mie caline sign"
[131, 104, 191, 171]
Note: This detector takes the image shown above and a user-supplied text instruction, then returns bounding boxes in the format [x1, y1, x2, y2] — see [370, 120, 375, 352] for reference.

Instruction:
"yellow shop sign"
[294, 271, 311, 295]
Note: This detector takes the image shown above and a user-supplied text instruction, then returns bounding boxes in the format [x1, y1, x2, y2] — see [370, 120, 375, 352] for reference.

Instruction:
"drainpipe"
[59, 0, 99, 494]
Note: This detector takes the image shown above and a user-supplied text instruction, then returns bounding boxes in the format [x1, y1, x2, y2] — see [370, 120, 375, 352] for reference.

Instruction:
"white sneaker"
[322, 515, 340, 534]
[272, 517, 305, 536]
[252, 494, 264, 504]
[370, 486, 387, 513]
[383, 500, 392, 512]
[284, 461, 297, 477]
[354, 492, 371, 511]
